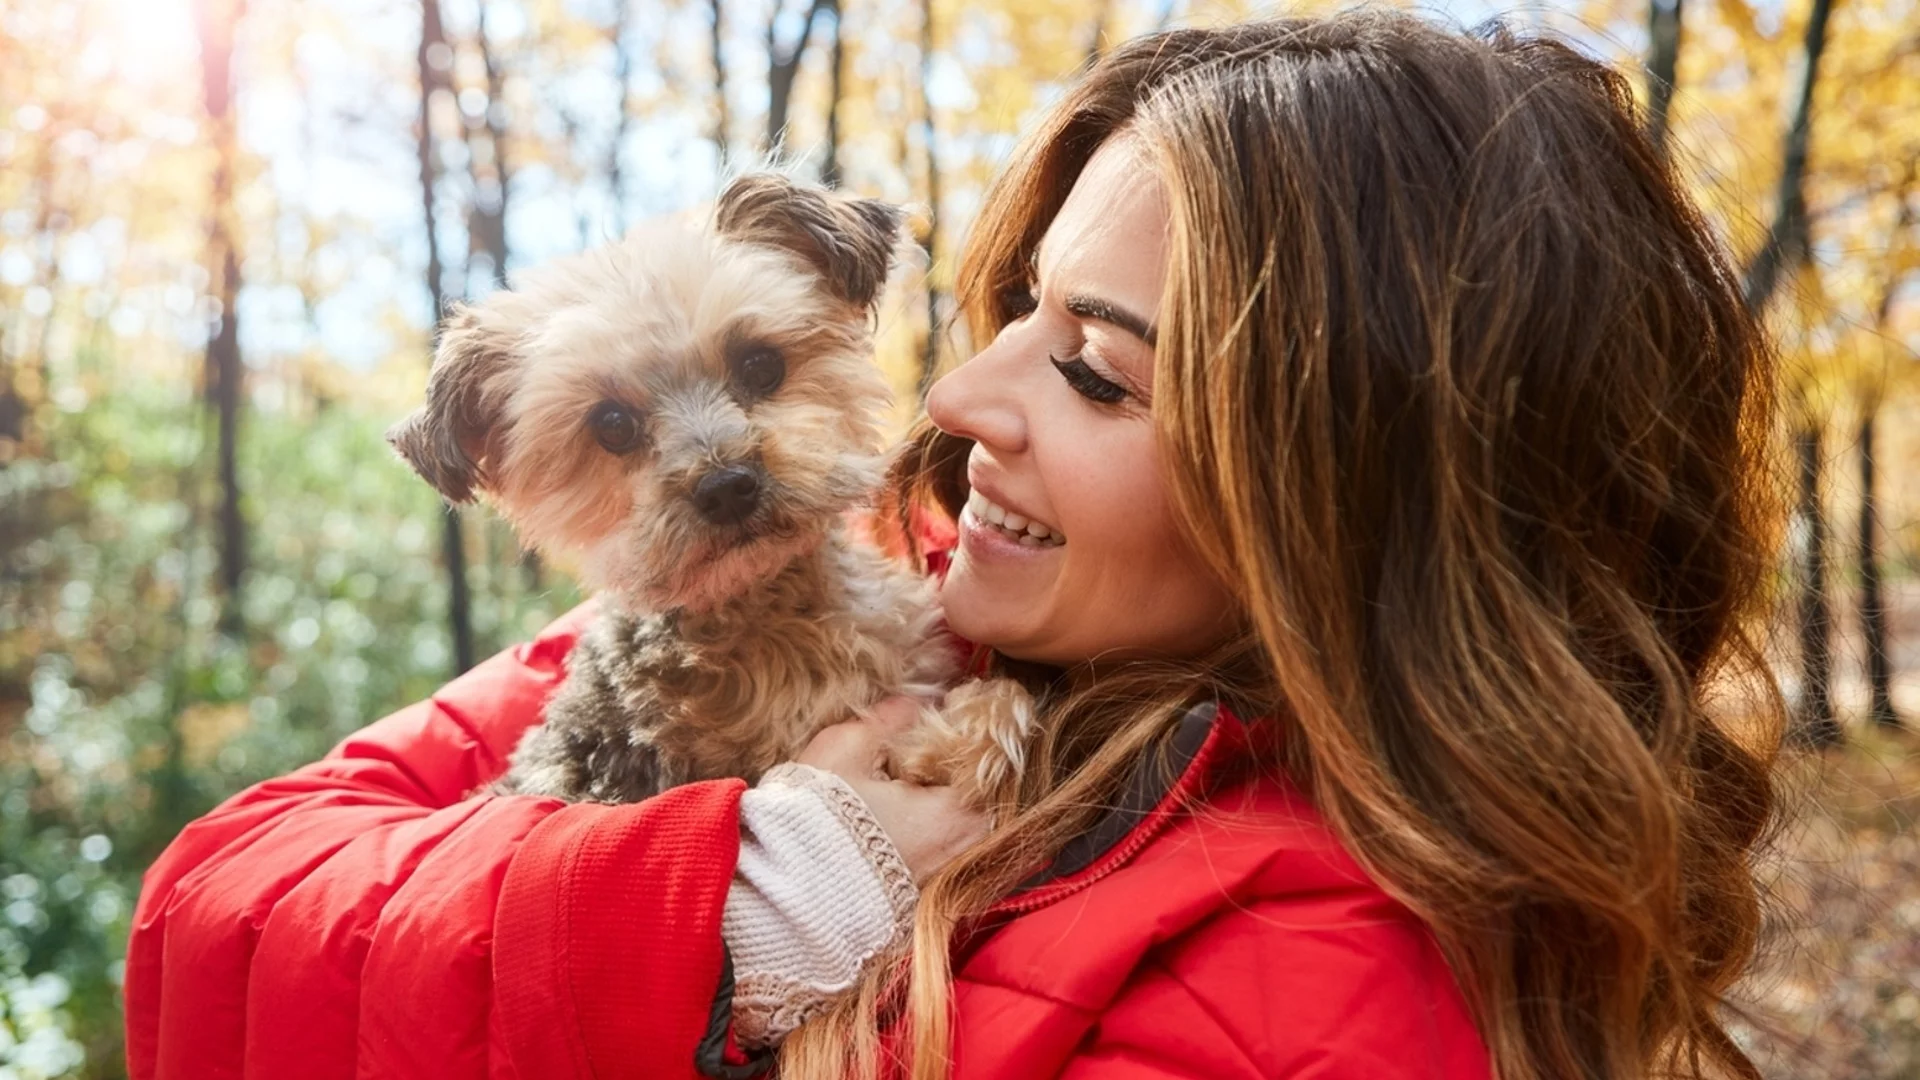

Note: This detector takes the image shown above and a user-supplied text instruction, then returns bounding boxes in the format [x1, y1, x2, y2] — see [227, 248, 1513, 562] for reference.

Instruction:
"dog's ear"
[387, 305, 510, 504]
[714, 173, 905, 308]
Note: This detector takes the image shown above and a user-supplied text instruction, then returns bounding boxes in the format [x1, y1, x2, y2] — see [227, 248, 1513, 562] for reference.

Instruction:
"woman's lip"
[957, 506, 1063, 563]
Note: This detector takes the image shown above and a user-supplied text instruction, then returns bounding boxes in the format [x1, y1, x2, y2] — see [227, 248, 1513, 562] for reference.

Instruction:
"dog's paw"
[884, 678, 1035, 808]
[944, 678, 1036, 796]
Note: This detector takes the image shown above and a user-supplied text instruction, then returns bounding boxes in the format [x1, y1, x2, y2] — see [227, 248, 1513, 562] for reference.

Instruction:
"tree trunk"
[195, 0, 247, 634]
[1859, 404, 1898, 728]
[710, 0, 729, 156]
[468, 0, 512, 290]
[212, 242, 244, 634]
[765, 0, 832, 152]
[1859, 162, 1915, 731]
[0, 369, 20, 451]
[1743, 0, 1835, 748]
[822, 0, 844, 187]
[0, 120, 63, 454]
[1794, 422, 1841, 747]
[419, 0, 475, 675]
[916, 0, 942, 393]
[463, 1, 542, 593]
[1645, 0, 1683, 154]
[609, 0, 633, 231]
[1741, 0, 1835, 314]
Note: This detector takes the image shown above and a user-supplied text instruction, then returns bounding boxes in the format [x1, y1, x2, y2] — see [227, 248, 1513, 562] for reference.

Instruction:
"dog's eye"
[587, 401, 645, 454]
[732, 346, 786, 398]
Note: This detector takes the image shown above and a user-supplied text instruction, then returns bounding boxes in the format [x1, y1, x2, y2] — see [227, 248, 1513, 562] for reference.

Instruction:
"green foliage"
[0, 387, 580, 1079]
[0, 0, 1913, 1074]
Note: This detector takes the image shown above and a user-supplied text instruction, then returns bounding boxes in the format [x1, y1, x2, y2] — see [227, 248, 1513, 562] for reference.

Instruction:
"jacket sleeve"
[125, 603, 751, 1080]
[1057, 894, 1492, 1080]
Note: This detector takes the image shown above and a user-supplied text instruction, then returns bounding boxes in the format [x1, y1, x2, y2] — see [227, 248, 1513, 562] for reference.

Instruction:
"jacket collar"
[988, 702, 1254, 915]
[921, 541, 1257, 906]
[1016, 701, 1226, 891]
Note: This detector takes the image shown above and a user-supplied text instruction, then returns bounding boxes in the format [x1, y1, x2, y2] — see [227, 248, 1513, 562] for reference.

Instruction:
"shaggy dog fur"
[388, 172, 1032, 806]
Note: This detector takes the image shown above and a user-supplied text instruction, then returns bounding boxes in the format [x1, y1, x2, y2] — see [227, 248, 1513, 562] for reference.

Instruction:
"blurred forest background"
[0, 0, 1917, 1074]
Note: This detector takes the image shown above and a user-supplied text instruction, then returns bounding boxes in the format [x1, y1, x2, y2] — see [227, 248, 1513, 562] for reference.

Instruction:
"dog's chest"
[597, 545, 951, 783]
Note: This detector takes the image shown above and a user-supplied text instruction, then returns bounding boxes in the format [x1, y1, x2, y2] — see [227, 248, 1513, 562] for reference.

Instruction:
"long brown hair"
[785, 13, 1783, 1080]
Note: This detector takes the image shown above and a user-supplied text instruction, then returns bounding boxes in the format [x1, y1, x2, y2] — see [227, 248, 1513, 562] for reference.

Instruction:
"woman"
[126, 12, 1781, 1080]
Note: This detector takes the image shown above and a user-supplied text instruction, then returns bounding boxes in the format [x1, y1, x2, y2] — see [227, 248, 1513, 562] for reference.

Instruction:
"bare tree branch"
[711, 0, 729, 156]
[1645, 0, 1683, 153]
[467, 0, 511, 289]
[765, 0, 833, 151]
[1085, 0, 1113, 66]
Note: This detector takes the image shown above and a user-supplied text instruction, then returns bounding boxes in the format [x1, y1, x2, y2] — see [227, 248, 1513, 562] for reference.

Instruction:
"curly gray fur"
[498, 527, 955, 803]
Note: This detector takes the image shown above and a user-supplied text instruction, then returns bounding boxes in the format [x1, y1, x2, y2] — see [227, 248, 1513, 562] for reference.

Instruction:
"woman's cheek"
[1082, 434, 1162, 549]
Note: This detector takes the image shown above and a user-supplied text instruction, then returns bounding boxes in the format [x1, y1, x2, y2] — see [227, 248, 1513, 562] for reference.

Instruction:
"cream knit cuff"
[724, 762, 918, 1050]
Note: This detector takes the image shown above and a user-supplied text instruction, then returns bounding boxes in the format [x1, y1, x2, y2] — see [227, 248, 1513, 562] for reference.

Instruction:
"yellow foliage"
[1, 0, 1915, 441]
[175, 701, 252, 768]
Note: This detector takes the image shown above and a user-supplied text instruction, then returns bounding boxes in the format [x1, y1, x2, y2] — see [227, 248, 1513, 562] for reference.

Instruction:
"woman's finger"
[862, 694, 928, 735]
[796, 718, 888, 778]
[794, 713, 988, 881]
[837, 773, 988, 882]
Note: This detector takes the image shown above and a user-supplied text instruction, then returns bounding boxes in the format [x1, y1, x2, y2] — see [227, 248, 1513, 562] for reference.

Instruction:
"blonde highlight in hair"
[785, 13, 1782, 1080]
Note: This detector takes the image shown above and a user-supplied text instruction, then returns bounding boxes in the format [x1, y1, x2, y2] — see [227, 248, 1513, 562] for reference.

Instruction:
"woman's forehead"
[1033, 137, 1168, 317]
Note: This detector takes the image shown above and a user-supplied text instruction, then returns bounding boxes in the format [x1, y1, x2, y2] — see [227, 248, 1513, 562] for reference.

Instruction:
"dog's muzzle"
[692, 465, 765, 526]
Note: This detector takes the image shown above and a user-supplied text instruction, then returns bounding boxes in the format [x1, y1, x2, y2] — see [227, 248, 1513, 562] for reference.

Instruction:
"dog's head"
[387, 172, 905, 612]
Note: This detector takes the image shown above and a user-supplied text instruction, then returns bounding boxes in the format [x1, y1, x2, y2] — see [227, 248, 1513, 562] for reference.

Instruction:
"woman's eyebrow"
[1064, 294, 1157, 347]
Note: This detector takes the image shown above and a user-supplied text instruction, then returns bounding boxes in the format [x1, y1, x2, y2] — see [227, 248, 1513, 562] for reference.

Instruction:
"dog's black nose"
[692, 466, 763, 525]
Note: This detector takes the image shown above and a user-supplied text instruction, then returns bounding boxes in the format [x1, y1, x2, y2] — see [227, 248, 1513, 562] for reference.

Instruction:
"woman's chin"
[940, 559, 1045, 657]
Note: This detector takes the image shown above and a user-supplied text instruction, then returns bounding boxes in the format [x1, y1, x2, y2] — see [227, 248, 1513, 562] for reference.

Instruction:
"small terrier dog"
[388, 172, 1032, 807]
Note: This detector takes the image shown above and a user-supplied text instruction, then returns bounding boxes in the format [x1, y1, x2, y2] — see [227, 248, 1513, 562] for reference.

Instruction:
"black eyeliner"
[1049, 353, 1129, 404]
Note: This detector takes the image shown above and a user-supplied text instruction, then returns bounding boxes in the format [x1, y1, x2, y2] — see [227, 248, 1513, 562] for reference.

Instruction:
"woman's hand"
[797, 696, 989, 883]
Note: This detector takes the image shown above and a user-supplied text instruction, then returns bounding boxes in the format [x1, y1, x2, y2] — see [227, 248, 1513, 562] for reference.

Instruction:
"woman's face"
[926, 137, 1236, 667]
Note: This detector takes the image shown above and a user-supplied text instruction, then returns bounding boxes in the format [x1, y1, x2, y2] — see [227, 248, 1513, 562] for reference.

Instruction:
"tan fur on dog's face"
[389, 175, 902, 612]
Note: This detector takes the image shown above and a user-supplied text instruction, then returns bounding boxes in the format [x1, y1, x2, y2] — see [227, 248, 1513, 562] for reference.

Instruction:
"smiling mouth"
[965, 489, 1066, 547]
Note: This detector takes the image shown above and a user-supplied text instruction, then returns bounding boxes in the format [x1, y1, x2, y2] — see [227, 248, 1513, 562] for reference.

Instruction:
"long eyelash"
[1001, 281, 1038, 318]
[1049, 353, 1129, 405]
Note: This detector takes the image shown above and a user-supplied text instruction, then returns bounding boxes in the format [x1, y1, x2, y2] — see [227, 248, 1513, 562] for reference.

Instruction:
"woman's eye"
[587, 401, 646, 454]
[732, 346, 786, 398]
[1049, 354, 1129, 405]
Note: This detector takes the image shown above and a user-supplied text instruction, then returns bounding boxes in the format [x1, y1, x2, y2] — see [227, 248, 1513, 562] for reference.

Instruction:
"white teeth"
[964, 488, 1065, 546]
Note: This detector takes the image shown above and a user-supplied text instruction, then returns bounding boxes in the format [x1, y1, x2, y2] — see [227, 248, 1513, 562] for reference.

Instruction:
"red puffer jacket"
[126, 604, 1492, 1080]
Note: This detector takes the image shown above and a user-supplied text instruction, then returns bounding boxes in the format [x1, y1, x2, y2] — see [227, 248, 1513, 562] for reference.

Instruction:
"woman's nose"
[925, 340, 1028, 454]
